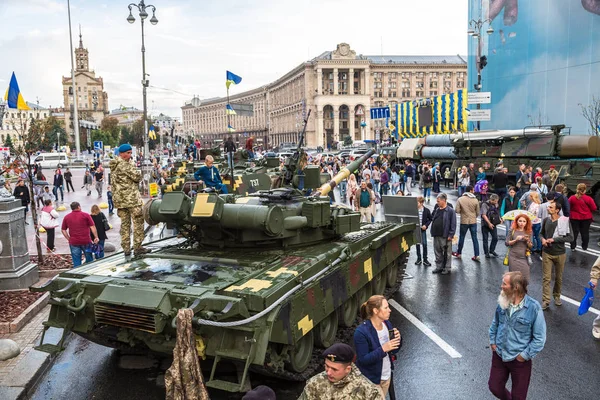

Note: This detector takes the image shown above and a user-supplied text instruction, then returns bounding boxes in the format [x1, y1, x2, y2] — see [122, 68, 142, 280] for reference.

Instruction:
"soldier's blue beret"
[118, 143, 133, 153]
[322, 343, 355, 363]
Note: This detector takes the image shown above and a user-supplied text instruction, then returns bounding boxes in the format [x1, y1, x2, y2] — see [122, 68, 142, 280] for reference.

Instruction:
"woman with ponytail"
[353, 295, 401, 397]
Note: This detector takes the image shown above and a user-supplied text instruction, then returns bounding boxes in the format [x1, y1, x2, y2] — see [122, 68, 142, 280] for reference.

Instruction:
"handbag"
[101, 213, 110, 231]
[503, 230, 513, 266]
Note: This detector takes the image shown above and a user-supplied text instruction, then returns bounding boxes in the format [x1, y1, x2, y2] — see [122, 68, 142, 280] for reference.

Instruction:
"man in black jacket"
[493, 167, 509, 200]
[427, 193, 457, 275]
[13, 179, 30, 224]
[224, 136, 236, 169]
[53, 169, 64, 202]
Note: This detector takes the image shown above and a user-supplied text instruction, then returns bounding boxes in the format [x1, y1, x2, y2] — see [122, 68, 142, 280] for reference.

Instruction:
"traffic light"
[480, 55, 488, 70]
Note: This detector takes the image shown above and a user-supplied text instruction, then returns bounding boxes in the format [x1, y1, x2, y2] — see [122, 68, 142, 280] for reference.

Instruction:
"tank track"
[252, 251, 410, 381]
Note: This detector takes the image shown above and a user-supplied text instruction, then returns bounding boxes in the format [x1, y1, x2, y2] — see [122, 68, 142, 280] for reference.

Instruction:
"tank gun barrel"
[313, 149, 376, 197]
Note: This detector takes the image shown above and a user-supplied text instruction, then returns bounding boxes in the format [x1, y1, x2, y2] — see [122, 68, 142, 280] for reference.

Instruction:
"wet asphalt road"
[30, 187, 600, 400]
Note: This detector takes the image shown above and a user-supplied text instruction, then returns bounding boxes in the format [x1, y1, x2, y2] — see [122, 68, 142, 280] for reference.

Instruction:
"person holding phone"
[506, 214, 533, 282]
[354, 295, 401, 397]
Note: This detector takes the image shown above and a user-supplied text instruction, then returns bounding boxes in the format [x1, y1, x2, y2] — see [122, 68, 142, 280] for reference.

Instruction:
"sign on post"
[149, 182, 159, 197]
[93, 141, 103, 150]
[468, 92, 492, 104]
[468, 109, 492, 121]
[370, 107, 390, 119]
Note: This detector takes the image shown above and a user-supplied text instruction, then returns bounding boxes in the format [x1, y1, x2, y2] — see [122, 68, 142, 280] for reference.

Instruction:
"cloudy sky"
[0, 0, 468, 119]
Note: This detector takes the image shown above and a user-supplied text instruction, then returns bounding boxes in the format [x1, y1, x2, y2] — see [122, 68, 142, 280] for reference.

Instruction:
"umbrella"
[578, 283, 595, 315]
[501, 210, 537, 221]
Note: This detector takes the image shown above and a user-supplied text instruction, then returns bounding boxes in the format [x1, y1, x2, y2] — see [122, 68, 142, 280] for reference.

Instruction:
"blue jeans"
[482, 224, 498, 255]
[108, 199, 114, 214]
[423, 187, 431, 199]
[457, 223, 480, 257]
[53, 185, 64, 201]
[70, 244, 93, 267]
[532, 223, 542, 251]
[416, 230, 428, 261]
[339, 180, 347, 202]
[458, 185, 466, 196]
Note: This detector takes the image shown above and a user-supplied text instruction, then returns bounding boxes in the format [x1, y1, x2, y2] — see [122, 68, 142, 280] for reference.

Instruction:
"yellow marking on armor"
[364, 258, 373, 281]
[223, 179, 231, 185]
[501, 153, 505, 157]
[175, 178, 185, 186]
[166, 185, 173, 192]
[266, 267, 299, 278]
[225, 279, 272, 292]
[236, 197, 251, 204]
[401, 237, 409, 252]
[233, 175, 243, 191]
[177, 166, 186, 174]
[297, 315, 314, 335]
[191, 193, 215, 217]
[195, 336, 206, 360]
[482, 149, 487, 155]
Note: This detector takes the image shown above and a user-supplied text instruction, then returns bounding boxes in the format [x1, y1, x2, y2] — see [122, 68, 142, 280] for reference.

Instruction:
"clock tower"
[75, 29, 89, 72]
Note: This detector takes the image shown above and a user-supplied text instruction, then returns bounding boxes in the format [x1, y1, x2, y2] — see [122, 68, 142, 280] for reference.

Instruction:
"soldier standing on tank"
[109, 144, 150, 257]
[298, 343, 384, 400]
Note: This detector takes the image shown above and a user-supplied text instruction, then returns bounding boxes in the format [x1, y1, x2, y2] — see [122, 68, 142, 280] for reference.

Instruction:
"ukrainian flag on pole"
[4, 72, 30, 110]
[227, 125, 236, 133]
[226, 104, 237, 115]
[226, 71, 242, 89]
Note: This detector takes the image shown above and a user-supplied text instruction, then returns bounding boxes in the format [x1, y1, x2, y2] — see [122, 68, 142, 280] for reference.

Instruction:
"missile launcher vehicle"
[32, 140, 417, 392]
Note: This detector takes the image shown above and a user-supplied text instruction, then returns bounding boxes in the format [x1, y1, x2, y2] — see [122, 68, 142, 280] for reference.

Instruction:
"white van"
[32, 153, 70, 169]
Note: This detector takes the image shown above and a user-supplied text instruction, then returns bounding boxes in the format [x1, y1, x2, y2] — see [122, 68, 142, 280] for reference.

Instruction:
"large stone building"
[62, 32, 109, 140]
[182, 43, 467, 149]
[109, 106, 144, 128]
[0, 102, 51, 149]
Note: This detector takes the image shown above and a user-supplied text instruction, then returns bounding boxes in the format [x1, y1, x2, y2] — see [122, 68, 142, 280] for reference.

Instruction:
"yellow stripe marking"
[266, 267, 299, 278]
[297, 315, 314, 335]
[401, 237, 409, 252]
[225, 279, 272, 293]
[364, 258, 373, 281]
[191, 193, 216, 217]
[235, 197, 251, 204]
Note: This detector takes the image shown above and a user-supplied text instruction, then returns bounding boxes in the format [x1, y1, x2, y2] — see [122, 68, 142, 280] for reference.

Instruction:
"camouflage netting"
[165, 309, 210, 400]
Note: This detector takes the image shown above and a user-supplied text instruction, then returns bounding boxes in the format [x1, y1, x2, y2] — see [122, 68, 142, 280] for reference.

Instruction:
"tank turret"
[144, 149, 376, 248]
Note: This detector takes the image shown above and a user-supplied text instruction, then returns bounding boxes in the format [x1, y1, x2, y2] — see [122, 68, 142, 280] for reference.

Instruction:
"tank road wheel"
[314, 310, 338, 348]
[372, 272, 386, 295]
[357, 284, 372, 308]
[286, 331, 314, 373]
[386, 262, 399, 287]
[339, 295, 358, 327]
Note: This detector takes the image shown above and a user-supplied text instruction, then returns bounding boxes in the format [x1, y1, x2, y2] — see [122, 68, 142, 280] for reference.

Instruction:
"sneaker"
[432, 269, 443, 274]
[554, 297, 562, 306]
[542, 302, 550, 311]
[485, 253, 491, 259]
[452, 252, 461, 258]
[415, 259, 422, 265]
[423, 260, 432, 267]
[472, 256, 481, 262]
[593, 327, 600, 340]
[441, 269, 450, 275]
[490, 251, 499, 257]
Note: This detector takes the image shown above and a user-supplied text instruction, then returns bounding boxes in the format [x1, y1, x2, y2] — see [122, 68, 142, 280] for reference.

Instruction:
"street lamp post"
[127, 1, 158, 158]
[468, 18, 493, 130]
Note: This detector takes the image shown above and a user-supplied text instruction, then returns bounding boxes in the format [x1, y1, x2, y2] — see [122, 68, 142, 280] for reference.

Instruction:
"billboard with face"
[468, 0, 600, 134]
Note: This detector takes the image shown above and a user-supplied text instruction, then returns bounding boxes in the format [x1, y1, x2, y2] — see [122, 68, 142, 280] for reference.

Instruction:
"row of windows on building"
[374, 81, 464, 89]
[1, 112, 48, 121]
[373, 71, 466, 80]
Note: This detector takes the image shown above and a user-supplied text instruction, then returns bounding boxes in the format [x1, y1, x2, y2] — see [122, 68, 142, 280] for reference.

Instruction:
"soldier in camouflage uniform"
[298, 343, 384, 400]
[109, 144, 149, 257]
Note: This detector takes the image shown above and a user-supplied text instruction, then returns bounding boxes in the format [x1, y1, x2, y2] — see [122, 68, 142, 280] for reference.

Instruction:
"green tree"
[131, 119, 156, 150]
[4, 133, 13, 149]
[100, 116, 121, 143]
[343, 135, 353, 146]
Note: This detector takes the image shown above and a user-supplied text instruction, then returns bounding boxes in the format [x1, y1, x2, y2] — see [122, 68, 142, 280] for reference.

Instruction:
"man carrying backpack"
[481, 194, 502, 258]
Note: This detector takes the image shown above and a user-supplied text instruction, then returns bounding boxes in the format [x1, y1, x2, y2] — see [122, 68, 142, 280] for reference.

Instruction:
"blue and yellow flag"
[227, 125, 236, 133]
[226, 104, 236, 115]
[226, 71, 242, 89]
[4, 72, 30, 110]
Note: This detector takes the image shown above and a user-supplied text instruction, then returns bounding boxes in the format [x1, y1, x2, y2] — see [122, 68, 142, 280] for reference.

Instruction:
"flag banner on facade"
[226, 104, 237, 115]
[4, 72, 30, 110]
[148, 125, 157, 140]
[226, 71, 242, 89]
[227, 125, 236, 133]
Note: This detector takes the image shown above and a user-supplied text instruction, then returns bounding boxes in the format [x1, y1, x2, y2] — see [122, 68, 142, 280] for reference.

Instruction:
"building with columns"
[61, 32, 109, 141]
[182, 43, 466, 149]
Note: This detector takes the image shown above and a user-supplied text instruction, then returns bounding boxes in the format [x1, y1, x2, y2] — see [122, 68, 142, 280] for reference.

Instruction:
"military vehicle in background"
[394, 125, 600, 206]
[32, 136, 417, 392]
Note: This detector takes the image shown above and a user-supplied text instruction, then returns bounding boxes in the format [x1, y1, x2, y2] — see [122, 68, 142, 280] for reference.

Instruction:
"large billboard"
[468, 0, 600, 134]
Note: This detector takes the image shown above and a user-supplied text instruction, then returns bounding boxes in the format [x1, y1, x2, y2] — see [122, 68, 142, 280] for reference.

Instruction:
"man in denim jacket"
[489, 272, 546, 399]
